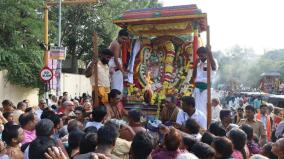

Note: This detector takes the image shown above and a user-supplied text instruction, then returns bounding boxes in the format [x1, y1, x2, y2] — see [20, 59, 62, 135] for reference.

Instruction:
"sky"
[159, 0, 284, 54]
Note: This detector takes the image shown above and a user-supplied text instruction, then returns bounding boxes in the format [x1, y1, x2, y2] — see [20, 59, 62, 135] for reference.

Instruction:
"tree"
[0, 0, 45, 88]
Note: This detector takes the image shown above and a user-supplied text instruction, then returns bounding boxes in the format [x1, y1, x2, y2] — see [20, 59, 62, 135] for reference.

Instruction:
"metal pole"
[44, 4, 49, 67]
[44, 4, 49, 103]
[56, 0, 62, 96]
[206, 25, 212, 128]
[93, 32, 99, 107]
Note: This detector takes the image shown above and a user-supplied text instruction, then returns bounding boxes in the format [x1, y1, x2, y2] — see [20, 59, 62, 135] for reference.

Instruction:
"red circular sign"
[40, 67, 53, 82]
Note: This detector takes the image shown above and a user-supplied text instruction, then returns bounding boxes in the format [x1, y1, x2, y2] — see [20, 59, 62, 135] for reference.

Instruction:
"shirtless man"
[108, 28, 129, 93]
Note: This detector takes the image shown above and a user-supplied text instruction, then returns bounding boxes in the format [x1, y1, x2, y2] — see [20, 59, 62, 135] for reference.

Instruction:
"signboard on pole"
[50, 46, 66, 60]
[40, 67, 53, 82]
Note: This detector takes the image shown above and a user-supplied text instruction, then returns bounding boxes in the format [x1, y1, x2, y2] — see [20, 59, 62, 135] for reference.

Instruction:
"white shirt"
[89, 60, 110, 87]
[85, 121, 104, 130]
[176, 109, 207, 129]
[35, 109, 43, 120]
[212, 105, 222, 122]
[195, 59, 217, 83]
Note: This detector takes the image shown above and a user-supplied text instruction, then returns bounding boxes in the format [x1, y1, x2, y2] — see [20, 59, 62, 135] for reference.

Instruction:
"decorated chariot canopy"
[113, 4, 207, 37]
[112, 4, 209, 108]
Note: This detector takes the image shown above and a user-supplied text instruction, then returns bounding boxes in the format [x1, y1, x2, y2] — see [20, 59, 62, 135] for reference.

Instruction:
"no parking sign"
[40, 67, 53, 82]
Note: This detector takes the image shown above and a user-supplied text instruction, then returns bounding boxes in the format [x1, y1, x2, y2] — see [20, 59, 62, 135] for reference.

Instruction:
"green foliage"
[0, 49, 43, 88]
[0, 0, 45, 88]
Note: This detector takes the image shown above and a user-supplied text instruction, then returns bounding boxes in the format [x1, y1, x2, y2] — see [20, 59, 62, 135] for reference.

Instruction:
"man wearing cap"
[85, 49, 114, 105]
[190, 46, 217, 122]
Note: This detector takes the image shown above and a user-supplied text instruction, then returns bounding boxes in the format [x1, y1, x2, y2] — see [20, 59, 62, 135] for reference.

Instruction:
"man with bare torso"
[108, 29, 129, 93]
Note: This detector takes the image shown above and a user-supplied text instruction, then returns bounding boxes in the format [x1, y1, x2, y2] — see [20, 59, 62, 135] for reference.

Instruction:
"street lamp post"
[56, 0, 62, 96]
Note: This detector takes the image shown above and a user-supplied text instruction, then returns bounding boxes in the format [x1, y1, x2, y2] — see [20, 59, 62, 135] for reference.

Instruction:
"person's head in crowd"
[272, 138, 284, 159]
[63, 100, 75, 113]
[208, 122, 226, 137]
[23, 99, 30, 107]
[17, 102, 27, 112]
[51, 95, 57, 103]
[165, 94, 177, 109]
[25, 107, 34, 114]
[212, 98, 220, 107]
[36, 119, 55, 137]
[237, 107, 244, 117]
[250, 154, 269, 159]
[192, 142, 216, 159]
[184, 118, 200, 135]
[42, 113, 62, 133]
[260, 104, 268, 115]
[48, 94, 52, 100]
[74, 106, 85, 122]
[2, 99, 14, 113]
[130, 131, 153, 159]
[97, 122, 119, 151]
[2, 124, 24, 147]
[128, 110, 142, 124]
[212, 137, 233, 159]
[19, 112, 37, 131]
[63, 91, 68, 98]
[38, 99, 47, 110]
[220, 109, 232, 124]
[181, 96, 196, 116]
[83, 100, 92, 113]
[201, 132, 216, 145]
[182, 136, 197, 152]
[67, 119, 83, 133]
[79, 132, 97, 154]
[92, 105, 107, 123]
[73, 99, 80, 107]
[40, 108, 54, 119]
[28, 136, 56, 159]
[84, 126, 97, 134]
[227, 128, 247, 159]
[3, 112, 14, 123]
[100, 48, 114, 65]
[67, 130, 85, 157]
[164, 128, 182, 151]
[245, 105, 256, 121]
[108, 89, 122, 106]
[267, 104, 274, 114]
[240, 124, 254, 141]
[58, 96, 63, 106]
[261, 142, 277, 159]
[239, 99, 244, 107]
[118, 28, 129, 44]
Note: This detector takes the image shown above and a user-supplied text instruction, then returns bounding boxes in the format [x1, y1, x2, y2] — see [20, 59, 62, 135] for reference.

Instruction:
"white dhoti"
[111, 70, 123, 92]
[109, 58, 124, 93]
[193, 88, 208, 121]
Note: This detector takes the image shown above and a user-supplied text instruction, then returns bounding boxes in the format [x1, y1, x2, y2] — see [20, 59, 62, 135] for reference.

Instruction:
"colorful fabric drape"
[121, 40, 131, 68]
[193, 30, 199, 68]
